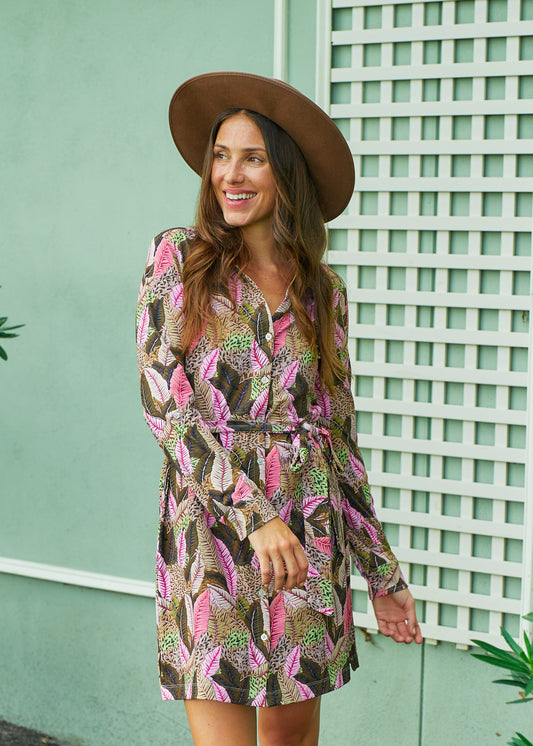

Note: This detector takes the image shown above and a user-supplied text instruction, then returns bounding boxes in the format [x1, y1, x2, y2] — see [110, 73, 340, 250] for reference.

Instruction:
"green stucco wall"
[1, 2, 531, 745]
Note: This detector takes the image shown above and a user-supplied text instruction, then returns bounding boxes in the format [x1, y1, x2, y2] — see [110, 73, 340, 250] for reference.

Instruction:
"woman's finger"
[282, 551, 299, 591]
[271, 553, 286, 592]
[257, 552, 272, 589]
[293, 543, 309, 586]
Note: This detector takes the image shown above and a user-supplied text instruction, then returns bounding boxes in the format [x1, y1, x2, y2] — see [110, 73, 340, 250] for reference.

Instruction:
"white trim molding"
[0, 556, 153, 598]
[273, 0, 288, 81]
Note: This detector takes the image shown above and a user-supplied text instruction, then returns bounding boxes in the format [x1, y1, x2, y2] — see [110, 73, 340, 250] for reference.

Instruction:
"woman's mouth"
[224, 191, 256, 202]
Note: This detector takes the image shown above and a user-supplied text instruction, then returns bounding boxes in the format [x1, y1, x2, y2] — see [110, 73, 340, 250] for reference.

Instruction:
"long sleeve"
[136, 229, 278, 540]
[318, 272, 408, 599]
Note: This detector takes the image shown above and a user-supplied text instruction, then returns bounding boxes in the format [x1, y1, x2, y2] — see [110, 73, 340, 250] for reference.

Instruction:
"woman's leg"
[258, 697, 321, 746]
[184, 700, 257, 746]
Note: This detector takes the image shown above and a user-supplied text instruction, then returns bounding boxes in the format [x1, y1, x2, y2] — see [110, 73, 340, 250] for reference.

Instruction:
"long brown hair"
[181, 108, 345, 392]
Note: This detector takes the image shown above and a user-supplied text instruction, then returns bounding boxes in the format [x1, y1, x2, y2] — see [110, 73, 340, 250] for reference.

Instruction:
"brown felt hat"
[168, 71, 354, 223]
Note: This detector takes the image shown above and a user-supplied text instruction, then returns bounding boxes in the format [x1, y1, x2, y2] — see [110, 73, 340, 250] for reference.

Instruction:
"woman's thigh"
[184, 700, 257, 746]
[258, 697, 321, 746]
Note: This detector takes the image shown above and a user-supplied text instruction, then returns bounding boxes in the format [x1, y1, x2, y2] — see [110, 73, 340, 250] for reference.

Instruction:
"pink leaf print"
[362, 520, 381, 546]
[210, 385, 231, 421]
[153, 238, 175, 277]
[178, 637, 191, 665]
[283, 645, 301, 679]
[175, 439, 193, 475]
[169, 283, 183, 309]
[189, 320, 207, 352]
[342, 499, 361, 530]
[325, 630, 334, 656]
[343, 589, 353, 636]
[210, 453, 233, 493]
[161, 685, 173, 700]
[209, 586, 236, 610]
[286, 401, 300, 427]
[211, 295, 234, 314]
[265, 446, 281, 500]
[307, 563, 320, 577]
[193, 589, 210, 644]
[251, 687, 267, 707]
[136, 306, 149, 347]
[203, 507, 216, 529]
[200, 349, 219, 381]
[279, 361, 299, 390]
[176, 530, 187, 568]
[279, 499, 293, 525]
[250, 340, 269, 372]
[190, 551, 205, 595]
[273, 314, 291, 355]
[349, 452, 366, 480]
[251, 553, 260, 571]
[156, 551, 171, 601]
[314, 536, 332, 556]
[167, 490, 178, 520]
[333, 285, 340, 307]
[283, 588, 308, 609]
[334, 322, 344, 348]
[250, 387, 269, 420]
[213, 536, 237, 595]
[202, 645, 222, 679]
[303, 496, 325, 519]
[315, 387, 332, 419]
[212, 681, 231, 703]
[335, 668, 344, 689]
[170, 364, 194, 407]
[218, 425, 234, 450]
[269, 592, 286, 650]
[145, 368, 170, 405]
[232, 476, 253, 505]
[144, 412, 165, 439]
[248, 638, 267, 670]
[295, 680, 314, 700]
[228, 273, 243, 305]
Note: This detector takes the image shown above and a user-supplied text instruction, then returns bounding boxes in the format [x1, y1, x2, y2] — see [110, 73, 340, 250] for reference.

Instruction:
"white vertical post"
[523, 256, 533, 635]
[273, 0, 288, 81]
[315, 0, 332, 111]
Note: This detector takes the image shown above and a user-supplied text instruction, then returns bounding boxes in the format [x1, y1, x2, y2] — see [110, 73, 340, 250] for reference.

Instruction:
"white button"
[260, 633, 268, 642]
[261, 376, 269, 384]
[265, 332, 272, 341]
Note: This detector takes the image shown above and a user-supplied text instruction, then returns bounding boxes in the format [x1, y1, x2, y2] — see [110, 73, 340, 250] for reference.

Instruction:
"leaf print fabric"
[136, 228, 407, 707]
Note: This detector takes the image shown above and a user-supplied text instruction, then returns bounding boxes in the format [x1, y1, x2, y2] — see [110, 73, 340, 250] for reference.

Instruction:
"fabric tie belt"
[203, 417, 345, 616]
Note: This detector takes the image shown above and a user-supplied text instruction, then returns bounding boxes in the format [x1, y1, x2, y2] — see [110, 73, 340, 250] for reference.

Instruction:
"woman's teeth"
[226, 193, 255, 200]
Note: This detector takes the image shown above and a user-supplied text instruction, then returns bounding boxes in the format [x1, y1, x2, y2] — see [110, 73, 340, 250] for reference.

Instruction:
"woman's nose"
[225, 159, 244, 183]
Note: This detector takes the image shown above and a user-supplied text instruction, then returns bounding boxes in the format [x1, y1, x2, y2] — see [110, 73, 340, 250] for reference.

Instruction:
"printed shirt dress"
[136, 227, 407, 707]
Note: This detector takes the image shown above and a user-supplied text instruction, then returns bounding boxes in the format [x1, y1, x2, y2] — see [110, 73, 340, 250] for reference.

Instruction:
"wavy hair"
[181, 108, 345, 392]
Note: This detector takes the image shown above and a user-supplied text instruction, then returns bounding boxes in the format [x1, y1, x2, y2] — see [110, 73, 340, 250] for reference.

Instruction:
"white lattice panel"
[319, 0, 533, 646]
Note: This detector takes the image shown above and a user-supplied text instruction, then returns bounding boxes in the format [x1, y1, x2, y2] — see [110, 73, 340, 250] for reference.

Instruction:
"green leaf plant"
[0, 286, 24, 361]
[471, 612, 533, 746]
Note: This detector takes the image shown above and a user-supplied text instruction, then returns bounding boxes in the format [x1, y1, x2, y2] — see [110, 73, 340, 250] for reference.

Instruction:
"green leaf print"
[223, 332, 254, 352]
[361, 483, 372, 504]
[226, 630, 249, 649]
[303, 626, 325, 646]
[302, 349, 316, 364]
[318, 579, 333, 607]
[251, 376, 269, 398]
[160, 631, 181, 651]
[310, 467, 328, 495]
[376, 561, 393, 576]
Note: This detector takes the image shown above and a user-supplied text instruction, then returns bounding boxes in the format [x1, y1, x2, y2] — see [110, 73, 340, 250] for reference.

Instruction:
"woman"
[136, 72, 422, 745]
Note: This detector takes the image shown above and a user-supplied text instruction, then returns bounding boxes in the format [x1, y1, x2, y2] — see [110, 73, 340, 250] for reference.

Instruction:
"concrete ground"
[0, 721, 74, 746]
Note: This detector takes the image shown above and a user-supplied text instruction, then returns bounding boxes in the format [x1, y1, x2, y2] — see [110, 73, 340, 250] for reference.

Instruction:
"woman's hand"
[371, 588, 423, 644]
[248, 517, 308, 593]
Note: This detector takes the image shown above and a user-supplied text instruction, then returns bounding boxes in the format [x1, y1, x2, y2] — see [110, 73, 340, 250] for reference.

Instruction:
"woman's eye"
[214, 151, 227, 160]
[249, 155, 262, 163]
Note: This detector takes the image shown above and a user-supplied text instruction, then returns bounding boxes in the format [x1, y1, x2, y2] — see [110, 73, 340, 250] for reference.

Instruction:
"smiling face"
[210, 112, 277, 240]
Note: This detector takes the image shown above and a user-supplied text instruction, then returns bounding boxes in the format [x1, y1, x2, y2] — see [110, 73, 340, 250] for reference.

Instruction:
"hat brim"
[168, 71, 354, 223]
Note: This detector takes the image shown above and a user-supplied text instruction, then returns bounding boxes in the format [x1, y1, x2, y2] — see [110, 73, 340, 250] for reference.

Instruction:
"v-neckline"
[240, 271, 291, 316]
